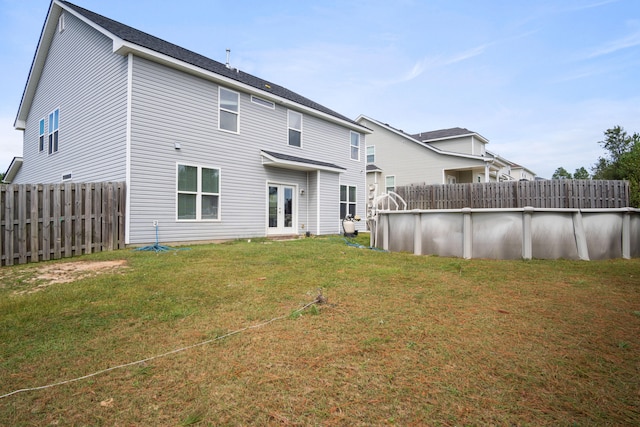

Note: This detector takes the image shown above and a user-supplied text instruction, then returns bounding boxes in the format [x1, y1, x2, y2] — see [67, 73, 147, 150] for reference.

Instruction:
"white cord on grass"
[0, 299, 320, 399]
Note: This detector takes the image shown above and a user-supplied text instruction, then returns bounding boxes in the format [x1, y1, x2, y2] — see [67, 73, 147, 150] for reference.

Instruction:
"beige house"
[356, 115, 536, 214]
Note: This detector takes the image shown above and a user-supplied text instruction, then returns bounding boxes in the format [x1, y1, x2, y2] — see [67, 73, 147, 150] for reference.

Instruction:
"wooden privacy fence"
[395, 180, 630, 210]
[1, 182, 125, 266]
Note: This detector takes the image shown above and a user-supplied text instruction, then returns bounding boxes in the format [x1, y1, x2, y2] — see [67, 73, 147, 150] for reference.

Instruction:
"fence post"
[413, 211, 422, 255]
[522, 207, 534, 260]
[462, 207, 472, 259]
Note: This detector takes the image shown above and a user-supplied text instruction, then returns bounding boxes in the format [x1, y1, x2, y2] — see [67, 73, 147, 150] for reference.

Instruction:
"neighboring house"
[10, 1, 370, 244]
[356, 116, 501, 198]
[485, 150, 536, 182]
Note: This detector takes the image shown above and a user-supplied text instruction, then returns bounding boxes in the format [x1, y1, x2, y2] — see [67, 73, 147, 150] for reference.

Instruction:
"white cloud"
[581, 28, 640, 59]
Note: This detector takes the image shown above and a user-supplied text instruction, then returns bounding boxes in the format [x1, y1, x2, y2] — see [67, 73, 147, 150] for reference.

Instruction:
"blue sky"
[1, 0, 639, 178]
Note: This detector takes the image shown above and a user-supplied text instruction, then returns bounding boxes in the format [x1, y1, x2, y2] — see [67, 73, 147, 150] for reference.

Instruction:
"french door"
[267, 184, 296, 235]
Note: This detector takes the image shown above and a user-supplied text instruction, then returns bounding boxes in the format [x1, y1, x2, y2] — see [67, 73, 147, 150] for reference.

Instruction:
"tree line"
[553, 126, 639, 207]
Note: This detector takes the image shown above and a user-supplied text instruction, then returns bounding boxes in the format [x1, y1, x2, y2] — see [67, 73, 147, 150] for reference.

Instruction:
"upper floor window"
[177, 164, 221, 221]
[366, 146, 375, 164]
[39, 118, 45, 152]
[340, 185, 356, 219]
[288, 110, 302, 147]
[251, 95, 275, 109]
[219, 87, 239, 133]
[350, 131, 360, 160]
[385, 175, 395, 193]
[48, 109, 59, 154]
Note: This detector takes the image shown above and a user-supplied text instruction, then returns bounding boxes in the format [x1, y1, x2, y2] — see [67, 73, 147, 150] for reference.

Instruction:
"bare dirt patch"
[13, 260, 128, 295]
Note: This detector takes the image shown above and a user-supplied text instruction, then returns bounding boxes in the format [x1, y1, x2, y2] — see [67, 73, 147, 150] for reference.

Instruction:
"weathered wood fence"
[1, 182, 125, 266]
[395, 180, 630, 210]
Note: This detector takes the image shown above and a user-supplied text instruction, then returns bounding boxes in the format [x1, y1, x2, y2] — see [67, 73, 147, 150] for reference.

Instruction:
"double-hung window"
[366, 146, 375, 163]
[385, 176, 395, 193]
[288, 110, 302, 147]
[350, 131, 360, 160]
[48, 109, 59, 154]
[340, 185, 356, 219]
[219, 87, 239, 133]
[39, 118, 45, 152]
[177, 164, 221, 221]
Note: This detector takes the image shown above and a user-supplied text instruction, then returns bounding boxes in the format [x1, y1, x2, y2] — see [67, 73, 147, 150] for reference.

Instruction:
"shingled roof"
[35, 1, 361, 128]
[411, 127, 477, 141]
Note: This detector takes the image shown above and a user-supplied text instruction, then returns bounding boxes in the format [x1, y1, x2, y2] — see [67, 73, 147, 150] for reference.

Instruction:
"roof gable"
[16, 0, 367, 132]
[412, 127, 488, 144]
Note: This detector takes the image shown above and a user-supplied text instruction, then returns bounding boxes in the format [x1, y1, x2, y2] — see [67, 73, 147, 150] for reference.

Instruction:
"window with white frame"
[177, 164, 220, 220]
[288, 110, 302, 147]
[350, 131, 360, 160]
[340, 185, 356, 219]
[385, 176, 395, 193]
[251, 95, 274, 109]
[48, 109, 59, 154]
[219, 87, 239, 133]
[39, 118, 45, 152]
[366, 145, 375, 163]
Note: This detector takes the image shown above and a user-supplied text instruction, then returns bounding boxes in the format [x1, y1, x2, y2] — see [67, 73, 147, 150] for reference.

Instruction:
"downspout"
[125, 53, 133, 244]
[316, 170, 321, 234]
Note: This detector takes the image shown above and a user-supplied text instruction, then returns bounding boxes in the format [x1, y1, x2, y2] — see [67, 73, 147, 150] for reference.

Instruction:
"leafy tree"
[552, 167, 572, 179]
[592, 126, 640, 207]
[573, 167, 590, 180]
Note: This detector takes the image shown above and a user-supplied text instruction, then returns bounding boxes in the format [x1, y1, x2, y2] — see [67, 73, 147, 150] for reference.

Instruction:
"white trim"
[287, 110, 303, 148]
[218, 86, 240, 134]
[385, 175, 396, 193]
[125, 53, 133, 244]
[175, 163, 222, 222]
[260, 151, 345, 173]
[17, 2, 371, 135]
[355, 115, 488, 161]
[366, 145, 375, 164]
[266, 181, 298, 235]
[316, 170, 321, 234]
[251, 95, 275, 109]
[350, 131, 360, 161]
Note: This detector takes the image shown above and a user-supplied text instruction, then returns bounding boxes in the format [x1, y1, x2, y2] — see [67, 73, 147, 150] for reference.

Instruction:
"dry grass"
[0, 235, 639, 426]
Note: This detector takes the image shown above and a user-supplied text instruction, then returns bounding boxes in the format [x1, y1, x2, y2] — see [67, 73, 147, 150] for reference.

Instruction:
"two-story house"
[9, 1, 370, 244]
[357, 115, 536, 204]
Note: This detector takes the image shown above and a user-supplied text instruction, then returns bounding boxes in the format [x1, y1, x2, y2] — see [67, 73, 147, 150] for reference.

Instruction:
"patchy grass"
[0, 235, 639, 426]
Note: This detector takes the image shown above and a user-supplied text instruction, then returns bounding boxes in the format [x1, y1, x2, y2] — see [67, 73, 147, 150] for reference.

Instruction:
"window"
[48, 109, 59, 154]
[219, 87, 239, 133]
[288, 110, 302, 147]
[251, 95, 274, 109]
[350, 131, 360, 160]
[177, 164, 220, 221]
[385, 176, 395, 193]
[39, 118, 45, 152]
[340, 185, 356, 219]
[366, 145, 375, 164]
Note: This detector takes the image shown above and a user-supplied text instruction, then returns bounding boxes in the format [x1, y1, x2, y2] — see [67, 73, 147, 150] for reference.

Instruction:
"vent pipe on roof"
[225, 48, 231, 68]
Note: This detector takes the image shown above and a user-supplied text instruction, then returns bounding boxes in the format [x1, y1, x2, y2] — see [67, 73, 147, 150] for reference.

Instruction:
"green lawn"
[1, 234, 639, 426]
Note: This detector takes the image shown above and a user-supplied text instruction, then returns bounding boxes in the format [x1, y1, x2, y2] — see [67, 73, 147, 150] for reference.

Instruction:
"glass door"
[268, 184, 295, 235]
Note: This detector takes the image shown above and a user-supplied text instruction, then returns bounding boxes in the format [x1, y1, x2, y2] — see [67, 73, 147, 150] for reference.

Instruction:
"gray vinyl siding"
[14, 12, 127, 184]
[128, 56, 364, 243]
